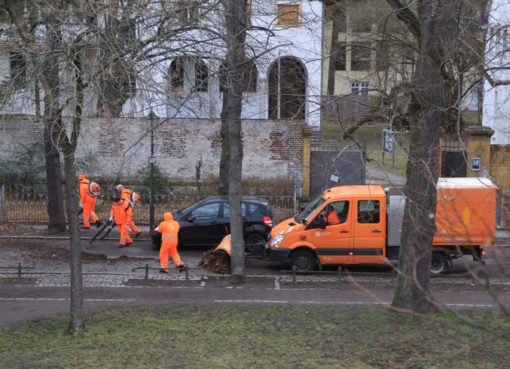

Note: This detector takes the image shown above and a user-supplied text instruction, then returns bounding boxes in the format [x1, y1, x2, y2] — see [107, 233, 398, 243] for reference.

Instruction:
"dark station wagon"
[152, 196, 273, 251]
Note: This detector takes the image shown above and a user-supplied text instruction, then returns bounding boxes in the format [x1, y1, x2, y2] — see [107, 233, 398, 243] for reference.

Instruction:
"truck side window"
[318, 201, 349, 225]
[358, 200, 380, 224]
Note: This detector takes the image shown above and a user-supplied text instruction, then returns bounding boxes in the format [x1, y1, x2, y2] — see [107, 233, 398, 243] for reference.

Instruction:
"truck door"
[307, 200, 353, 265]
[352, 199, 386, 264]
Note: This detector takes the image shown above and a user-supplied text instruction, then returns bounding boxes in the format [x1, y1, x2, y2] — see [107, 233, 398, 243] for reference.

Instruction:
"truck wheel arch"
[290, 247, 319, 272]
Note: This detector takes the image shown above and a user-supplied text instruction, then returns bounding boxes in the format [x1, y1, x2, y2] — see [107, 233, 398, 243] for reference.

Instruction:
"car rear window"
[223, 202, 269, 218]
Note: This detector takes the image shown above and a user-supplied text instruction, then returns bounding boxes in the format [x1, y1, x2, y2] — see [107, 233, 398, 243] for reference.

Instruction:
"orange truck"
[266, 178, 498, 274]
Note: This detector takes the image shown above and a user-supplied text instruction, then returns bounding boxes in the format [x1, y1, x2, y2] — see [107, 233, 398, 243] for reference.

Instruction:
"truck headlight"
[270, 234, 285, 248]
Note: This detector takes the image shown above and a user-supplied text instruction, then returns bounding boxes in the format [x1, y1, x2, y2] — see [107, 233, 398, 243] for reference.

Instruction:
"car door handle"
[372, 230, 382, 234]
[339, 230, 349, 234]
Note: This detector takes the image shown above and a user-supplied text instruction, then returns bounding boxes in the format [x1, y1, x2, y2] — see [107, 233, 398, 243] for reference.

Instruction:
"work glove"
[108, 216, 114, 225]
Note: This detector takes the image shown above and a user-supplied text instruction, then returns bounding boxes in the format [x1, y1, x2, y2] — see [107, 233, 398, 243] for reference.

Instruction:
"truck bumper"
[266, 247, 292, 263]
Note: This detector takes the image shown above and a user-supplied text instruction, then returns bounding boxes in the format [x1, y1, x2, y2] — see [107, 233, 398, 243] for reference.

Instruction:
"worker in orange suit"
[156, 212, 184, 273]
[78, 174, 101, 229]
[109, 195, 133, 247]
[324, 205, 340, 225]
[117, 184, 142, 238]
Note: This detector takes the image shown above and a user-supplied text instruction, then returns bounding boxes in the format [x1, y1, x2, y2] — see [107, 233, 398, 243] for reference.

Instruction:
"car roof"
[202, 195, 269, 205]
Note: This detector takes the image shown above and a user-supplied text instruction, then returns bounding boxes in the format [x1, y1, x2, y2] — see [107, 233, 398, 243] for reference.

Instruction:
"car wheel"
[430, 252, 448, 275]
[291, 249, 317, 273]
[245, 233, 266, 254]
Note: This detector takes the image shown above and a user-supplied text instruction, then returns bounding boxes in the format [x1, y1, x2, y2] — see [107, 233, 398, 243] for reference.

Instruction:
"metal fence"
[0, 185, 298, 224]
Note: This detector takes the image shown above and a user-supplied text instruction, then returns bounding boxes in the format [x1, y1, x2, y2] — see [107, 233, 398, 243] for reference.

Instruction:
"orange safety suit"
[79, 175, 100, 229]
[323, 206, 340, 226]
[157, 212, 183, 271]
[110, 199, 133, 247]
[121, 188, 141, 237]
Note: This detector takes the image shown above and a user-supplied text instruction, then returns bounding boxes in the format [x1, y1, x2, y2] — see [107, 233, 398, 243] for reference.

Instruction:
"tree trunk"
[219, 91, 230, 195]
[223, 0, 247, 284]
[64, 150, 84, 333]
[392, 0, 462, 312]
[41, 10, 66, 234]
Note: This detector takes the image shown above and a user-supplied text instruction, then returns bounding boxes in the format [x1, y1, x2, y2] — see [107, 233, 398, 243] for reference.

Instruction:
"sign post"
[382, 129, 395, 169]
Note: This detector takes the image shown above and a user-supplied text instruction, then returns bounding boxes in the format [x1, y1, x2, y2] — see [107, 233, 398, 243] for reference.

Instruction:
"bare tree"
[222, 0, 248, 283]
[5, 0, 67, 233]
[386, 0, 463, 312]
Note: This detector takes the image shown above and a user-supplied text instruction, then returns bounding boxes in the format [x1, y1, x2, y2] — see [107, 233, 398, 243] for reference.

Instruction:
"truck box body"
[434, 178, 496, 246]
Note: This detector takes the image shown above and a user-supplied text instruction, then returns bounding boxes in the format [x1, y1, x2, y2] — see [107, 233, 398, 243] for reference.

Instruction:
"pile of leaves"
[199, 249, 231, 274]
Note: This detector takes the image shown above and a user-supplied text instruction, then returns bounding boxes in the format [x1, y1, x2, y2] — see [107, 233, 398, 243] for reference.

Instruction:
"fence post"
[0, 184, 5, 222]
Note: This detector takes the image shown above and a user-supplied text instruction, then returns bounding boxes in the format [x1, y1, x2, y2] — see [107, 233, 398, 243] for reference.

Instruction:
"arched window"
[194, 58, 208, 92]
[268, 56, 306, 119]
[219, 60, 257, 93]
[170, 57, 184, 92]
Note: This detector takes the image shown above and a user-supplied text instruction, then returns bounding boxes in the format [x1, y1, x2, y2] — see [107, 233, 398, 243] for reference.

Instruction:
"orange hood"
[270, 217, 305, 238]
[164, 212, 174, 221]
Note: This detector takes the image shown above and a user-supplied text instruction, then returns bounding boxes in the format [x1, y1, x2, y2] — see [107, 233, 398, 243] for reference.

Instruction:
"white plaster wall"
[483, 0, 510, 145]
[122, 0, 323, 127]
[0, 0, 323, 127]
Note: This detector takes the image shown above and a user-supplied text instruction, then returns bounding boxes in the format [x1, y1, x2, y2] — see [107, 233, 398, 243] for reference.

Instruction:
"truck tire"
[291, 249, 317, 273]
[430, 252, 448, 275]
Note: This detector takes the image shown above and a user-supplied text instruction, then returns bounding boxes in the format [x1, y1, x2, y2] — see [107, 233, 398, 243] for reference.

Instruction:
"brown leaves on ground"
[199, 249, 231, 274]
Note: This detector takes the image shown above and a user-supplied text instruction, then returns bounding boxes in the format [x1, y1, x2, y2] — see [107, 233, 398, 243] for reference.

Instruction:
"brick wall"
[466, 126, 493, 178]
[0, 117, 304, 188]
[490, 145, 510, 191]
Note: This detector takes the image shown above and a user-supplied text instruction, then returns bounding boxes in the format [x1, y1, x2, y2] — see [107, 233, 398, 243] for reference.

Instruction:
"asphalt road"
[1, 282, 509, 326]
[1, 227, 510, 326]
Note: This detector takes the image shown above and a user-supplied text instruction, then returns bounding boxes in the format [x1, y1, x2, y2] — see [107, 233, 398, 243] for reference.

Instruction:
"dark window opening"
[194, 59, 208, 92]
[351, 43, 371, 71]
[170, 58, 184, 91]
[334, 43, 347, 71]
[268, 57, 306, 120]
[9, 52, 26, 86]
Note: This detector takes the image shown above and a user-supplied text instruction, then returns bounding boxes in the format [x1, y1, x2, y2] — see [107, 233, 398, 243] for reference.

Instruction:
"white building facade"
[0, 0, 324, 128]
[483, 0, 510, 145]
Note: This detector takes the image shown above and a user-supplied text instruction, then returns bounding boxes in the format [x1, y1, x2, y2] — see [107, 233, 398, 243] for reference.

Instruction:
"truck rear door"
[352, 198, 386, 264]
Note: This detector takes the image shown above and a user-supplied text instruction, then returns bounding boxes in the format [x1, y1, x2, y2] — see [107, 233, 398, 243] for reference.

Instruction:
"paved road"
[1, 227, 510, 326]
[1, 281, 509, 326]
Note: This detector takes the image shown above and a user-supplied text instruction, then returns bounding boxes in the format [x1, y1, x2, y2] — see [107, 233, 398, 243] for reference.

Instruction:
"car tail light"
[481, 248, 486, 258]
[263, 216, 273, 228]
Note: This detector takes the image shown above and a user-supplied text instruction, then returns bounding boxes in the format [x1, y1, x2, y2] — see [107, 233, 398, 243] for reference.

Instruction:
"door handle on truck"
[372, 230, 382, 233]
[339, 230, 349, 234]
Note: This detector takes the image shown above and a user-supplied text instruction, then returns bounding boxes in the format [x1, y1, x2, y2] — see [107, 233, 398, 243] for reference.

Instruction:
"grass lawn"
[1, 305, 509, 369]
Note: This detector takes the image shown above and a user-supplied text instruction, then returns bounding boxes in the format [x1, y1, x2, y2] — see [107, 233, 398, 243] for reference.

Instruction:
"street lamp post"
[147, 109, 157, 231]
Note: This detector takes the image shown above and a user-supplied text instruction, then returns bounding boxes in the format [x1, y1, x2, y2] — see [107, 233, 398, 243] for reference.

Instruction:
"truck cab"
[267, 185, 387, 272]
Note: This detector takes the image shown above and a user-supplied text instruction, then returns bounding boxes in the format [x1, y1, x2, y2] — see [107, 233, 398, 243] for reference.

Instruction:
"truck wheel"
[291, 249, 317, 273]
[245, 233, 266, 254]
[430, 252, 448, 275]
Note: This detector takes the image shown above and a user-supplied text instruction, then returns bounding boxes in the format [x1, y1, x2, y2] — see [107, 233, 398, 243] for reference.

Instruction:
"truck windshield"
[295, 195, 325, 223]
